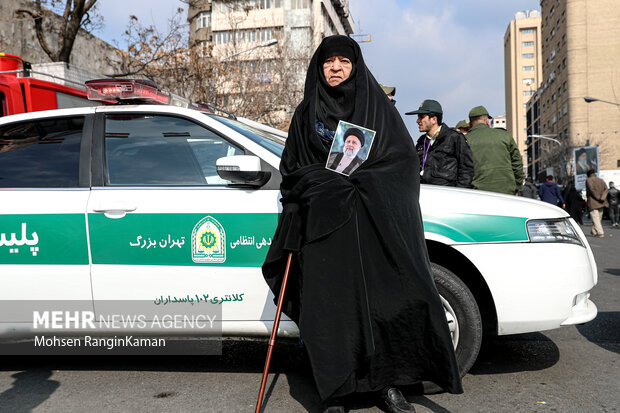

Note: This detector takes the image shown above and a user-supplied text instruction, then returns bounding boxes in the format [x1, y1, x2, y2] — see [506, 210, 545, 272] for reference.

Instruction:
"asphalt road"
[0, 221, 618, 413]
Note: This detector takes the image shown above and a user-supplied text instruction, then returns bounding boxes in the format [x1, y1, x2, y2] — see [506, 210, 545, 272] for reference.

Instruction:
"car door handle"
[92, 202, 137, 218]
[92, 202, 137, 213]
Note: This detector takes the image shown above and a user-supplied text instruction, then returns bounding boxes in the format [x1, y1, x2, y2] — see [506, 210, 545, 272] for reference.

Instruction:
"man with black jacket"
[406, 100, 474, 187]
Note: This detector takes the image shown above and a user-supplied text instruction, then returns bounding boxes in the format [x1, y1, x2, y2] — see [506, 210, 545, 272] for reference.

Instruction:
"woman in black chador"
[262, 35, 462, 413]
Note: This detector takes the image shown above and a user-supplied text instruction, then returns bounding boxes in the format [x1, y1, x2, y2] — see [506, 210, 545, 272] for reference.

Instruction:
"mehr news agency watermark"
[0, 301, 223, 355]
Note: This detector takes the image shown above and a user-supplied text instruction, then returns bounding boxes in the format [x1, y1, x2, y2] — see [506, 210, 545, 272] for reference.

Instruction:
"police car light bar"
[85, 79, 171, 105]
[85, 79, 214, 113]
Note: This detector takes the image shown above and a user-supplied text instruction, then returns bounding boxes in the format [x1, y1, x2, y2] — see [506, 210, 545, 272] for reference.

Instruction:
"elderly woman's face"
[323, 56, 352, 86]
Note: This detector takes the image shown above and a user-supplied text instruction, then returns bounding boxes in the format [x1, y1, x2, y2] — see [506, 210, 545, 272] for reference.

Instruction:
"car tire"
[422, 262, 483, 394]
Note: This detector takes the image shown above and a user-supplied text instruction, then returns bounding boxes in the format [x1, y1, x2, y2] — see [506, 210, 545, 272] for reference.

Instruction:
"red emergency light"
[85, 79, 171, 105]
[84, 78, 215, 113]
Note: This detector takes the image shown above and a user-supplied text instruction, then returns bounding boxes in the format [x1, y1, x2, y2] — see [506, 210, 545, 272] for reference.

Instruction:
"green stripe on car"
[423, 213, 528, 243]
[0, 214, 89, 264]
[88, 213, 280, 266]
[0, 213, 528, 266]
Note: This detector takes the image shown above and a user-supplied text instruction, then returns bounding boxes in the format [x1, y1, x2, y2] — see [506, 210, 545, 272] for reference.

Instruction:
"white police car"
[0, 80, 597, 374]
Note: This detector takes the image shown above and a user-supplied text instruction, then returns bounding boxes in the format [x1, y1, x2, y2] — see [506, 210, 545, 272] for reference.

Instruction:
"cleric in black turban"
[262, 35, 462, 413]
[326, 127, 366, 175]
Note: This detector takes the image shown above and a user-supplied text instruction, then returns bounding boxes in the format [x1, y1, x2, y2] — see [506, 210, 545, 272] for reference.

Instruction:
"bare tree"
[211, 38, 308, 127]
[107, 8, 220, 106]
[16, 0, 101, 63]
[204, 2, 311, 127]
[108, 1, 309, 128]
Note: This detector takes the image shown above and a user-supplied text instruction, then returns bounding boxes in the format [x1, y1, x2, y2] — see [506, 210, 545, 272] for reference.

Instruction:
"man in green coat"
[466, 106, 524, 195]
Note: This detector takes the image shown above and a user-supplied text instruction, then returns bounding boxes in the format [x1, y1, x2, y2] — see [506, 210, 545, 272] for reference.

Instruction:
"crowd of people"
[380, 78, 617, 238]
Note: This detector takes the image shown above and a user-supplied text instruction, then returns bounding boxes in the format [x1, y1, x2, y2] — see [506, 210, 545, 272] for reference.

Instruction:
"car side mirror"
[216, 155, 271, 187]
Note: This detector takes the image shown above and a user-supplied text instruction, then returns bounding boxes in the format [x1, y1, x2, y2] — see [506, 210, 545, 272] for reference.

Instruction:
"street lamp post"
[220, 39, 278, 62]
[528, 134, 561, 145]
[583, 96, 620, 107]
[527, 134, 563, 181]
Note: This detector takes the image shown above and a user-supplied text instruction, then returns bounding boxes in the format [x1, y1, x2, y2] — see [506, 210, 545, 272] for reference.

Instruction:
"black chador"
[262, 35, 463, 401]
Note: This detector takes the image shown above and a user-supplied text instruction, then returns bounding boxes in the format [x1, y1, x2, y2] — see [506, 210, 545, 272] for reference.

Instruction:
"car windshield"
[210, 115, 285, 156]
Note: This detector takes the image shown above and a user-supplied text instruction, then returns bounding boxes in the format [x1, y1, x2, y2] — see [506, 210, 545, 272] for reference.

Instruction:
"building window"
[521, 28, 535, 34]
[523, 65, 535, 71]
[563, 103, 568, 114]
[291, 0, 310, 9]
[522, 53, 535, 59]
[523, 78, 535, 84]
[259, 28, 272, 41]
[524, 90, 535, 96]
[563, 81, 567, 92]
[522, 41, 534, 47]
[196, 11, 211, 29]
[259, 0, 282, 8]
[524, 103, 528, 109]
[215, 31, 229, 44]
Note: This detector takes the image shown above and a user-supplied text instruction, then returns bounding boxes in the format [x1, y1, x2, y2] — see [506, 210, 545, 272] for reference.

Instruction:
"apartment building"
[504, 10, 542, 168]
[187, 0, 354, 124]
[527, 0, 620, 182]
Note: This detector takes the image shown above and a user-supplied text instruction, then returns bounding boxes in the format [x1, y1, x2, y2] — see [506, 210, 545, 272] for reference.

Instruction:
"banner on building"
[573, 146, 599, 190]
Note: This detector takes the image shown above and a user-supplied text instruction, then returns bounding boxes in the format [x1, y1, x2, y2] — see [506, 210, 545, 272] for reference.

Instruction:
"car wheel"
[423, 262, 483, 394]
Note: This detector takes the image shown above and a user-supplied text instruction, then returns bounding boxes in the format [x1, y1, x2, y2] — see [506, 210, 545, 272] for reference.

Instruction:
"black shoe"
[322, 406, 345, 413]
[384, 387, 415, 413]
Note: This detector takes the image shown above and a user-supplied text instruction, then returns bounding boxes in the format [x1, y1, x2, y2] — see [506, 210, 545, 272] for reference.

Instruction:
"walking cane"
[255, 251, 293, 413]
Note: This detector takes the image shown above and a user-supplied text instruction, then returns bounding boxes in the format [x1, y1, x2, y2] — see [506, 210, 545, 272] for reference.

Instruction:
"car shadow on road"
[576, 311, 620, 355]
[0, 339, 459, 413]
[0, 339, 327, 412]
[0, 370, 59, 413]
[467, 332, 560, 375]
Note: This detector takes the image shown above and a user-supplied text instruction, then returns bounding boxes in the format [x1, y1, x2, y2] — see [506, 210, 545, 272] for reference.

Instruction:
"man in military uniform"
[380, 84, 396, 105]
[466, 105, 523, 195]
[455, 120, 470, 135]
[406, 99, 474, 187]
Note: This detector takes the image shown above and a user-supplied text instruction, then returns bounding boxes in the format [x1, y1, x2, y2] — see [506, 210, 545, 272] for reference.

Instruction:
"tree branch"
[15, 7, 57, 61]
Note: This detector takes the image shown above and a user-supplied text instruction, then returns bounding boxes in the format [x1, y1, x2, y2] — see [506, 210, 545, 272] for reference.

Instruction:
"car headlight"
[526, 219, 583, 246]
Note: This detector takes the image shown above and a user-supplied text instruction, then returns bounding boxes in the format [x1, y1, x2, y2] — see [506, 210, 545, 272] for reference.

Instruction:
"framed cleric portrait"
[326, 120, 376, 176]
[573, 145, 599, 190]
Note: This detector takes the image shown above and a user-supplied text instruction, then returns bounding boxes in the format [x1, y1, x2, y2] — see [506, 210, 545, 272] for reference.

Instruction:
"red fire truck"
[0, 53, 93, 117]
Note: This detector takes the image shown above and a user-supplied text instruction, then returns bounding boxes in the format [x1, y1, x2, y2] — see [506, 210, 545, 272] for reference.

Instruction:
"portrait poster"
[573, 146, 599, 190]
[326, 120, 376, 176]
